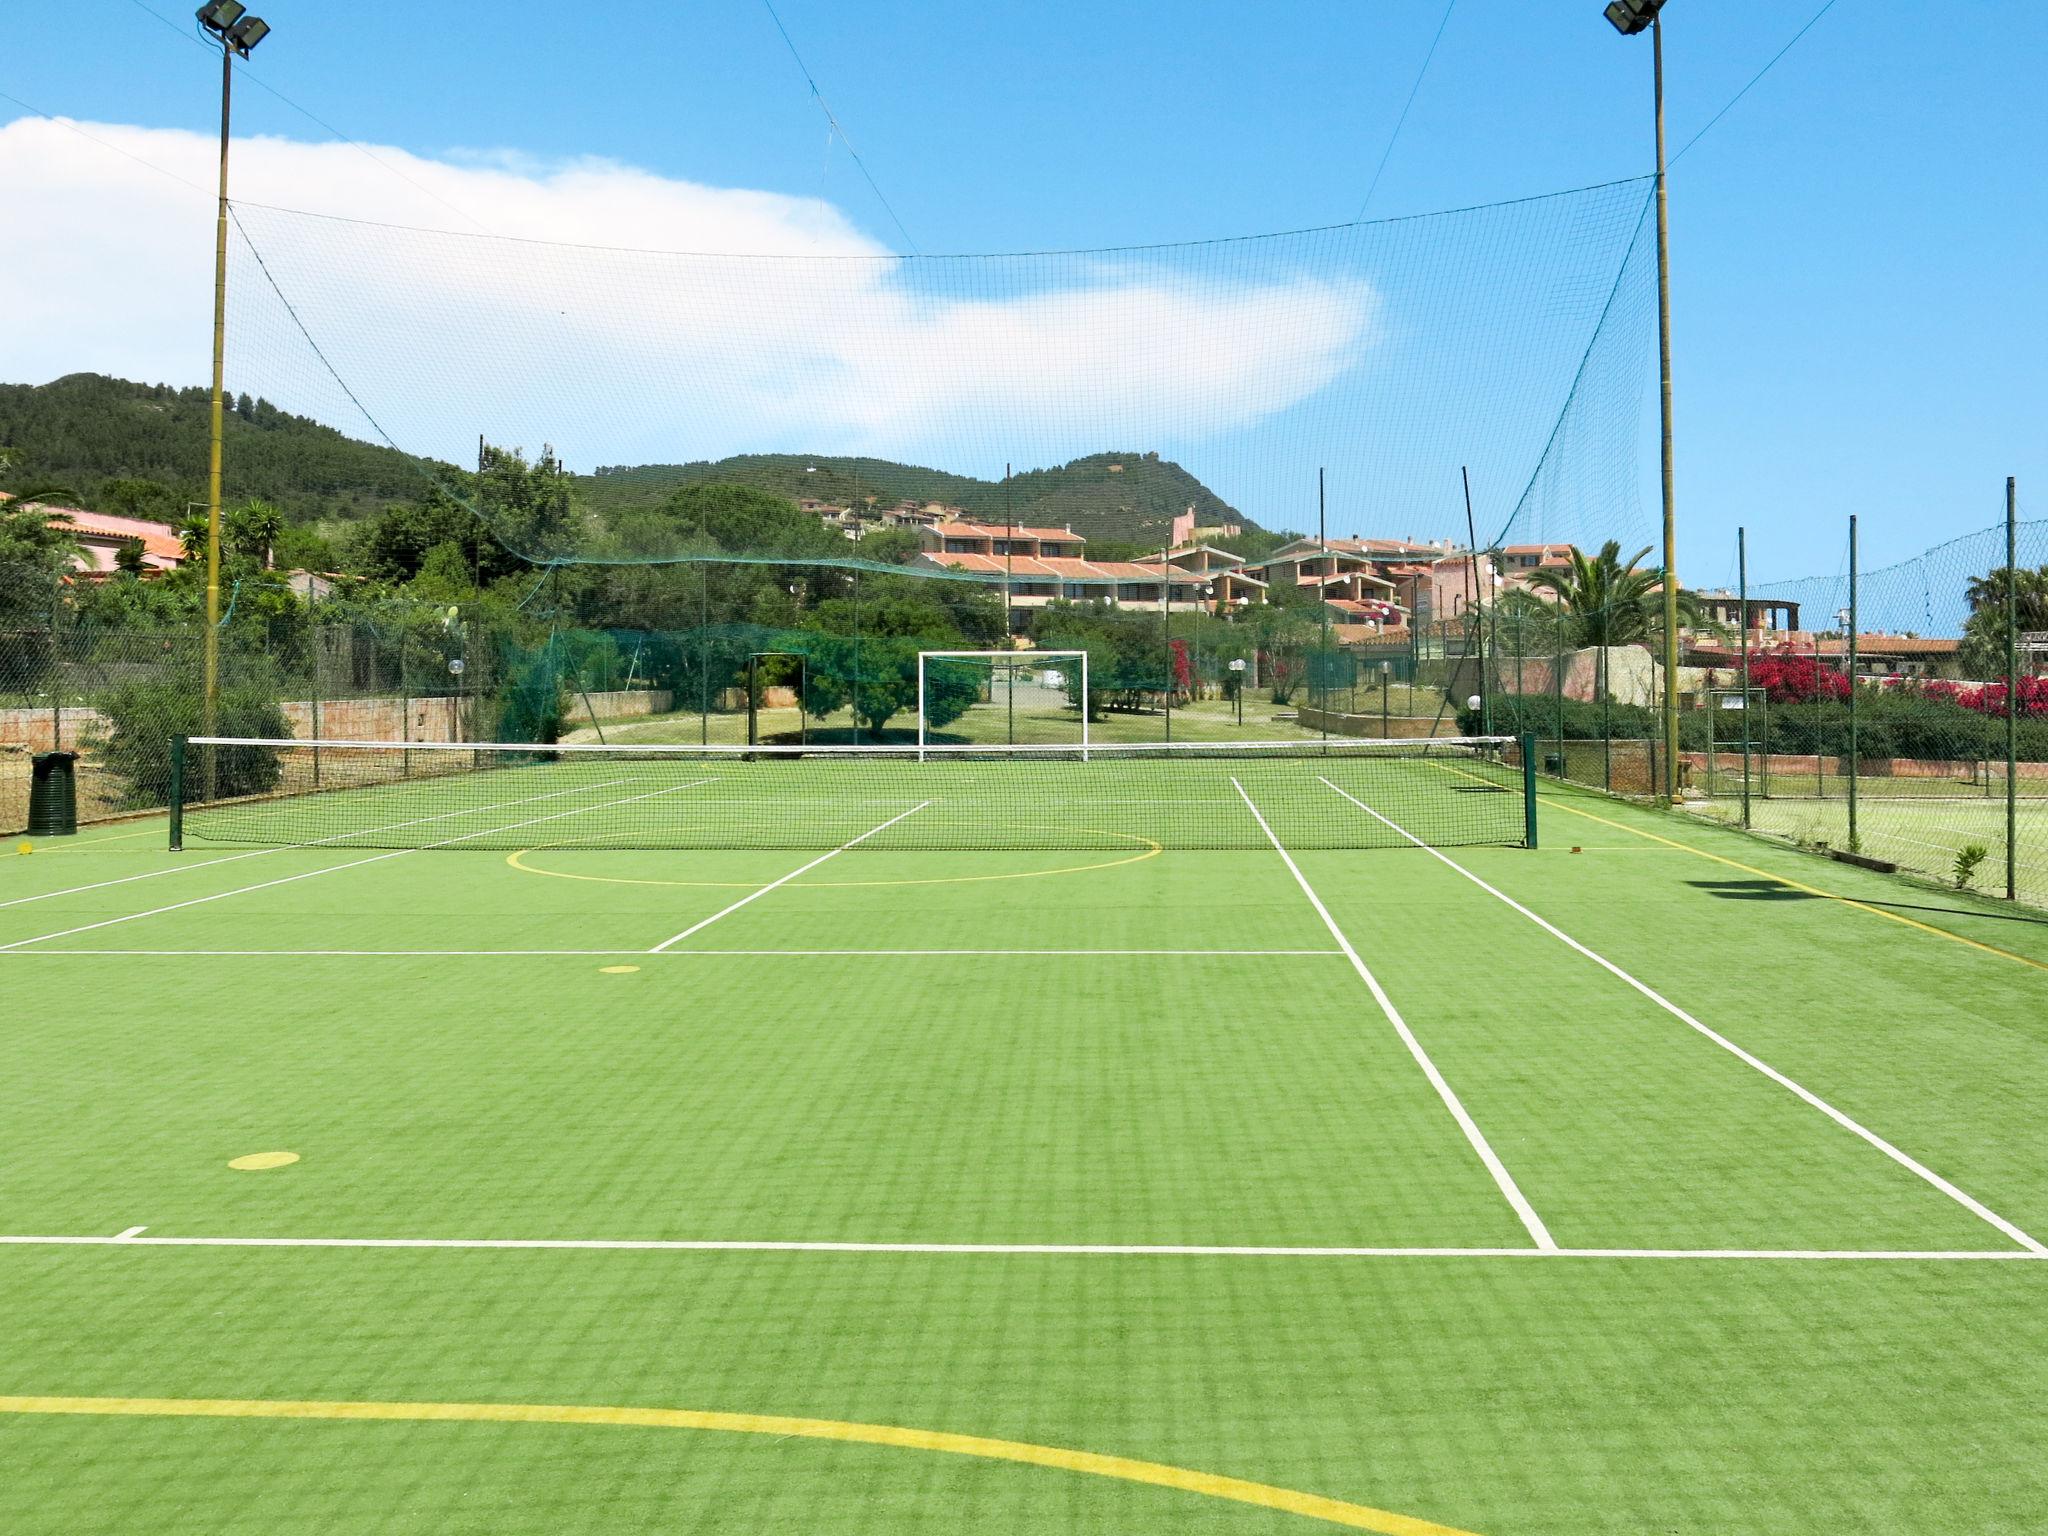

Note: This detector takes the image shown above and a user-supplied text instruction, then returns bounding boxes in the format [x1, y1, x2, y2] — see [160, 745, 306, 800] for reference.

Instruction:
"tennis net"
[171, 735, 1535, 852]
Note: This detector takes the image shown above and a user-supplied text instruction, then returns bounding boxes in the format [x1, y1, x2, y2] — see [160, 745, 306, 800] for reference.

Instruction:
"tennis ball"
[15, 841, 30, 856]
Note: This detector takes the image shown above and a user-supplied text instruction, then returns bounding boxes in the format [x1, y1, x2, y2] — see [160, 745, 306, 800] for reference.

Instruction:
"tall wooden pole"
[203, 37, 234, 790]
[1653, 14, 1681, 802]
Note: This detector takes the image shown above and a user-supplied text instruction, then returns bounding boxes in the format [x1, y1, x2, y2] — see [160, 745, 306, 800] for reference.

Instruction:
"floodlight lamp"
[1603, 0, 1663, 36]
[226, 14, 268, 54]
[196, 1, 245, 35]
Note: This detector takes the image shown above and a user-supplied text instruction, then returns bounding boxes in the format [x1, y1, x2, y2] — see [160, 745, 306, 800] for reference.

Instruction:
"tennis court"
[4, 740, 2046, 1534]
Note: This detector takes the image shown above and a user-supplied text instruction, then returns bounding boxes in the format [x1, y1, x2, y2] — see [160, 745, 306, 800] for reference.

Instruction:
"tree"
[1522, 540, 1703, 647]
[1959, 564, 2048, 679]
[853, 525, 924, 565]
[114, 537, 147, 576]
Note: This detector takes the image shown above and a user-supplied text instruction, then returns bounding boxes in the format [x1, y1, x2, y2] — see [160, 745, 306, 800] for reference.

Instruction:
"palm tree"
[1960, 564, 2048, 678]
[1523, 539, 1703, 648]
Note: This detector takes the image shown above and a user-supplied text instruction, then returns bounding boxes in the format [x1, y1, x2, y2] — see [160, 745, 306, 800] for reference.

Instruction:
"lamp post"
[1229, 657, 1246, 728]
[1380, 659, 1392, 738]
[197, 1, 270, 788]
[1605, 0, 1681, 802]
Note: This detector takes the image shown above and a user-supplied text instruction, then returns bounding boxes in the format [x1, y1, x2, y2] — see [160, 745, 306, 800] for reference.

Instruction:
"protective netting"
[223, 180, 1657, 557]
[1681, 503, 2048, 904]
[172, 735, 1530, 853]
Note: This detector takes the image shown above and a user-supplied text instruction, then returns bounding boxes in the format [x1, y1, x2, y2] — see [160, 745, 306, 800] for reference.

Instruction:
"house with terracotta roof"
[1240, 547, 1407, 633]
[2, 496, 185, 578]
[914, 520, 1217, 633]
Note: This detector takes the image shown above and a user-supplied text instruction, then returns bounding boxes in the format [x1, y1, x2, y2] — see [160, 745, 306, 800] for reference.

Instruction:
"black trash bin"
[27, 750, 80, 837]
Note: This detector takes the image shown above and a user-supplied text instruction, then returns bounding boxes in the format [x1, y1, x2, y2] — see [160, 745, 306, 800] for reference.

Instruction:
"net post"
[1520, 730, 1538, 848]
[169, 734, 186, 851]
[916, 652, 926, 762]
[1846, 513, 1859, 852]
[2006, 476, 2019, 901]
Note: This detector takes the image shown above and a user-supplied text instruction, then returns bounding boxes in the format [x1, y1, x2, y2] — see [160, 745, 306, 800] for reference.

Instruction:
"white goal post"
[916, 650, 1090, 760]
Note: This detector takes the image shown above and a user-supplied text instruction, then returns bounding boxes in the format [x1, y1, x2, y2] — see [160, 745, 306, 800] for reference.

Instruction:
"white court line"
[0, 947, 1347, 960]
[0, 780, 709, 954]
[0, 776, 634, 912]
[0, 1232, 2034, 1261]
[1321, 776, 2048, 1257]
[647, 802, 932, 953]
[113, 1226, 147, 1240]
[1229, 777, 1556, 1251]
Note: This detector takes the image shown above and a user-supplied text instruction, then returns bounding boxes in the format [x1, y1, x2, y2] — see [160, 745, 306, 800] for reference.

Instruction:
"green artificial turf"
[2, 774, 2045, 1533]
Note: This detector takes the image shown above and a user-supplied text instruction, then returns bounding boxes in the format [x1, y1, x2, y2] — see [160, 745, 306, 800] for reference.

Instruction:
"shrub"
[89, 670, 290, 807]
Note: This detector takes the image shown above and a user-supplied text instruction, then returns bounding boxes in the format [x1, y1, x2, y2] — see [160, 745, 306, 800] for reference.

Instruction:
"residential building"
[4, 498, 185, 578]
[914, 519, 1216, 633]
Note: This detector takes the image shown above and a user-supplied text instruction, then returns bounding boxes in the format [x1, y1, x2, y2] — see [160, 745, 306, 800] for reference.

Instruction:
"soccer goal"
[917, 650, 1090, 758]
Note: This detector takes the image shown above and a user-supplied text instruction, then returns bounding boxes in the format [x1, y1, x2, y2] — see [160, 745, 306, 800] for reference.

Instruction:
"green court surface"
[1690, 788, 2048, 910]
[3, 770, 2047, 1533]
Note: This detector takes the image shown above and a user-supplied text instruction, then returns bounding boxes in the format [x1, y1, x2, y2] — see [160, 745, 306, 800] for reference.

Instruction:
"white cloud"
[0, 116, 1377, 474]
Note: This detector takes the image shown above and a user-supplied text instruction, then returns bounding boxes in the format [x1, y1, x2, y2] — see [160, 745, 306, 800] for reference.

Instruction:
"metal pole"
[48, 579, 60, 753]
[203, 36, 234, 798]
[1738, 526, 1752, 829]
[747, 652, 758, 746]
[1461, 466, 1488, 735]
[1847, 513, 1859, 850]
[851, 563, 861, 746]
[1381, 664, 1390, 737]
[1600, 643, 1612, 791]
[1520, 731, 1539, 849]
[1318, 468, 1330, 739]
[1162, 533, 1173, 743]
[1653, 13, 1682, 804]
[697, 561, 708, 746]
[1005, 462, 1015, 744]
[2007, 476, 2020, 900]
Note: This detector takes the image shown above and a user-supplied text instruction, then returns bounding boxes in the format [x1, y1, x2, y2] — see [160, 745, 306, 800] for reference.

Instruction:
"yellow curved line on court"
[0, 1395, 1480, 1535]
[1544, 795, 2048, 975]
[504, 831, 1163, 889]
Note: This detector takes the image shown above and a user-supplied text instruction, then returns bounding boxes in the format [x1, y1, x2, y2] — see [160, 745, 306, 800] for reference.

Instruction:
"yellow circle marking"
[227, 1152, 299, 1171]
[598, 964, 640, 974]
[0, 1395, 1482, 1535]
[504, 831, 1163, 890]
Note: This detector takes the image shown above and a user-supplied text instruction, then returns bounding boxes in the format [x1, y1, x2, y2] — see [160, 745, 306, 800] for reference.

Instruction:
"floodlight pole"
[202, 31, 235, 785]
[1652, 13, 1682, 803]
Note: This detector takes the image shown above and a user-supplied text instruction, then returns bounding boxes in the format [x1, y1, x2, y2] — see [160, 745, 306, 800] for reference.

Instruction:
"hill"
[581, 451, 1257, 548]
[1, 375, 1260, 551]
[0, 374, 444, 526]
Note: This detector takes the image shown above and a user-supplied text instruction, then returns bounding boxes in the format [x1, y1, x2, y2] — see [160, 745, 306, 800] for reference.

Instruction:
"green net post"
[168, 734, 186, 851]
[1521, 731, 1539, 848]
[1847, 514, 1859, 851]
[2007, 476, 2020, 901]
[1738, 527, 1753, 828]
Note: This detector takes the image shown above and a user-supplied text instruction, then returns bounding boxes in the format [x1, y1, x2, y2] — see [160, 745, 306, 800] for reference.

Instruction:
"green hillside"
[1, 375, 1258, 551]
[0, 374, 443, 525]
[581, 450, 1257, 547]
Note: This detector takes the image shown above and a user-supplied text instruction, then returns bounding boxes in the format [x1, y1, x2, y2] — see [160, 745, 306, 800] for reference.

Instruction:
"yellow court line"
[1539, 795, 2048, 976]
[505, 832, 1163, 890]
[0, 1395, 1481, 1536]
[1413, 756, 2048, 976]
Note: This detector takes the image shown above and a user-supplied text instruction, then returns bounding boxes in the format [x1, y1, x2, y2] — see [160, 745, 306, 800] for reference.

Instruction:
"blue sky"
[3, 0, 2043, 581]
